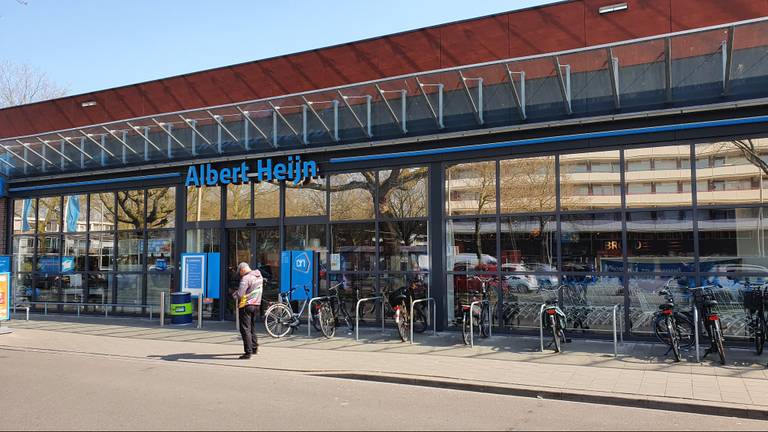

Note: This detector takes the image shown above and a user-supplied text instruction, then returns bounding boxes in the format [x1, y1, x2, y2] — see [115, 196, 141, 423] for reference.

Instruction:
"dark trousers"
[238, 305, 259, 354]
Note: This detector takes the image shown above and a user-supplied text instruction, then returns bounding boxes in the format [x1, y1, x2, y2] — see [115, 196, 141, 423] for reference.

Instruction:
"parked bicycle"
[743, 282, 766, 355]
[382, 280, 428, 342]
[653, 281, 695, 362]
[690, 285, 727, 365]
[461, 275, 493, 345]
[315, 282, 355, 338]
[541, 286, 568, 353]
[264, 285, 314, 338]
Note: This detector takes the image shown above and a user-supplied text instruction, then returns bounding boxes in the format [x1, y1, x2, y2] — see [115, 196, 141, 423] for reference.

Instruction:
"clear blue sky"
[0, 0, 553, 96]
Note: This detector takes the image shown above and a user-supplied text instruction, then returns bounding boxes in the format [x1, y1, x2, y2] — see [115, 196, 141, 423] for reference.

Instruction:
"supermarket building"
[3, 0, 768, 336]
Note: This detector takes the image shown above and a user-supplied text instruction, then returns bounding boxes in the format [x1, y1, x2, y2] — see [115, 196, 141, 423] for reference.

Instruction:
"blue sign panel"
[290, 250, 314, 301]
[0, 256, 11, 274]
[206, 253, 221, 299]
[280, 251, 291, 295]
[181, 253, 206, 297]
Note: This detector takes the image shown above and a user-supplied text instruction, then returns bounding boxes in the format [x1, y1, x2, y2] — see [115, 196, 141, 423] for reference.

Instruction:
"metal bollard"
[235, 306, 240, 331]
[197, 295, 203, 329]
[159, 292, 165, 327]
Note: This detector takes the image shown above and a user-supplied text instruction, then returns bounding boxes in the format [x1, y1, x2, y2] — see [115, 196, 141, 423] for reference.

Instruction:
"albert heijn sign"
[185, 155, 319, 187]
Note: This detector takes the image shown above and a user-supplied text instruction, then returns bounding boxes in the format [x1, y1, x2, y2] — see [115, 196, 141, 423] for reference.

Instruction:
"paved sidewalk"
[3, 315, 768, 419]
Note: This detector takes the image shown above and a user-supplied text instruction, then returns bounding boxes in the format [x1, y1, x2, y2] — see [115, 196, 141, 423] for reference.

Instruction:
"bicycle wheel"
[462, 310, 471, 345]
[480, 303, 491, 338]
[412, 304, 428, 334]
[756, 315, 765, 356]
[339, 302, 355, 332]
[396, 302, 410, 342]
[318, 302, 336, 339]
[667, 318, 681, 362]
[311, 305, 323, 332]
[674, 313, 696, 349]
[264, 303, 293, 338]
[550, 315, 561, 353]
[713, 320, 727, 365]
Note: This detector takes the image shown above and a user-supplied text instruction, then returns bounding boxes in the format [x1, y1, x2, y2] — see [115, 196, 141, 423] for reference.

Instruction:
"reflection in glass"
[37, 196, 61, 233]
[627, 210, 694, 272]
[34, 274, 59, 302]
[37, 235, 61, 273]
[117, 231, 143, 271]
[116, 273, 141, 304]
[698, 207, 768, 273]
[285, 177, 326, 217]
[379, 221, 428, 272]
[695, 139, 768, 206]
[330, 172, 375, 221]
[379, 167, 428, 218]
[226, 183, 251, 220]
[446, 161, 496, 216]
[625, 145, 691, 208]
[12, 236, 34, 273]
[331, 223, 376, 272]
[147, 231, 174, 270]
[13, 198, 36, 234]
[14, 273, 33, 303]
[117, 190, 145, 230]
[186, 229, 220, 253]
[63, 234, 86, 272]
[500, 215, 556, 271]
[560, 275, 624, 332]
[253, 182, 280, 219]
[87, 273, 112, 304]
[560, 150, 621, 211]
[63, 195, 87, 232]
[561, 213, 623, 272]
[89, 193, 115, 231]
[147, 273, 171, 306]
[446, 218, 497, 272]
[285, 225, 327, 263]
[186, 186, 221, 222]
[628, 275, 693, 334]
[88, 233, 114, 271]
[327, 274, 375, 314]
[61, 273, 85, 303]
[500, 156, 556, 213]
[146, 187, 175, 229]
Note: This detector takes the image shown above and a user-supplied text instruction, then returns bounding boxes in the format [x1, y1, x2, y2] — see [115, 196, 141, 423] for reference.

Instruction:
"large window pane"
[186, 186, 221, 222]
[561, 213, 623, 272]
[117, 231, 143, 271]
[63, 234, 86, 272]
[446, 218, 497, 272]
[285, 224, 327, 259]
[12, 236, 34, 273]
[253, 181, 280, 219]
[88, 233, 114, 271]
[627, 210, 694, 272]
[560, 150, 621, 211]
[446, 161, 497, 216]
[87, 273, 112, 304]
[628, 275, 694, 334]
[117, 190, 145, 230]
[89, 193, 115, 231]
[379, 167, 428, 218]
[226, 183, 251, 220]
[147, 273, 171, 306]
[14, 273, 33, 304]
[13, 198, 36, 234]
[37, 235, 61, 273]
[285, 177, 326, 217]
[380, 220, 428, 272]
[37, 196, 61, 233]
[63, 195, 87, 232]
[698, 207, 768, 273]
[147, 231, 174, 271]
[61, 273, 85, 303]
[116, 273, 141, 304]
[331, 223, 376, 272]
[146, 187, 175, 229]
[625, 145, 692, 208]
[500, 215, 556, 271]
[500, 156, 556, 213]
[330, 172, 375, 221]
[35, 274, 59, 302]
[186, 229, 220, 253]
[696, 139, 768, 206]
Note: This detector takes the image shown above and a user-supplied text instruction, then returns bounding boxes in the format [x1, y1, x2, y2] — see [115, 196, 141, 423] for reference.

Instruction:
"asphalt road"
[1, 346, 766, 431]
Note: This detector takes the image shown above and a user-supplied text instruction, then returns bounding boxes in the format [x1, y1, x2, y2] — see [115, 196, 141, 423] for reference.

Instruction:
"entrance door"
[226, 227, 280, 319]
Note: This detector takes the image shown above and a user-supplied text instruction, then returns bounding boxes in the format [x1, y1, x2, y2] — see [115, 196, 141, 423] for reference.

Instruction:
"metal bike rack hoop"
[307, 295, 330, 337]
[410, 297, 437, 345]
[693, 305, 700, 362]
[612, 304, 624, 358]
[539, 303, 567, 353]
[469, 299, 491, 348]
[355, 296, 383, 342]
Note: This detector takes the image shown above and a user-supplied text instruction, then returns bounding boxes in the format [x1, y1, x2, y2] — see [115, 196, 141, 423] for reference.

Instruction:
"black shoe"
[239, 353, 252, 360]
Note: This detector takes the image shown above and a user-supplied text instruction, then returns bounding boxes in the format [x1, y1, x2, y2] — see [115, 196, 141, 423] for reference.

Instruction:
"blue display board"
[279, 250, 316, 301]
[181, 253, 206, 297]
[206, 252, 221, 299]
[0, 256, 10, 274]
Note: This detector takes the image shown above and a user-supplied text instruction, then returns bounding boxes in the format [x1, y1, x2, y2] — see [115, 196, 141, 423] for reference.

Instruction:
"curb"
[315, 372, 768, 421]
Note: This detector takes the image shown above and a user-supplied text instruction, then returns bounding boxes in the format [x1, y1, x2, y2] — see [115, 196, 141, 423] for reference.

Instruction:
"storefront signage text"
[185, 155, 318, 187]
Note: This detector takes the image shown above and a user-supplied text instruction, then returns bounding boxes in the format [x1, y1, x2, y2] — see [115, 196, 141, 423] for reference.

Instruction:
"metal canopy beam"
[375, 85, 407, 133]
[415, 78, 444, 129]
[723, 26, 735, 95]
[554, 57, 572, 115]
[337, 91, 372, 138]
[459, 71, 484, 125]
[607, 48, 621, 110]
[235, 106, 275, 149]
[665, 37, 673, 103]
[267, 102, 303, 143]
[78, 130, 116, 158]
[35, 137, 73, 163]
[301, 96, 337, 141]
[16, 140, 54, 166]
[0, 148, 17, 169]
[151, 119, 187, 150]
[505, 66, 526, 120]
[206, 111, 240, 145]
[101, 126, 139, 155]
[57, 133, 96, 160]
[178, 116, 213, 147]
[0, 143, 32, 167]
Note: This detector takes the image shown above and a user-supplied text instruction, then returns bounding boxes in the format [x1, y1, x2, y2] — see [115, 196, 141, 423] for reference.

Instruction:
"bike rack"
[307, 295, 329, 336]
[410, 297, 437, 344]
[469, 300, 491, 348]
[612, 304, 624, 358]
[13, 304, 30, 321]
[538, 303, 567, 352]
[693, 306, 700, 362]
[355, 296, 384, 341]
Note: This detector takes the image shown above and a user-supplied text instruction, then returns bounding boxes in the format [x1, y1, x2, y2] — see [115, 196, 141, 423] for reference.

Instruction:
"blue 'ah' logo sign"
[293, 251, 311, 274]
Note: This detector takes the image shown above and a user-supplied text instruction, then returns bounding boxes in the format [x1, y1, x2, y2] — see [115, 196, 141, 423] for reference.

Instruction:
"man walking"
[234, 262, 263, 359]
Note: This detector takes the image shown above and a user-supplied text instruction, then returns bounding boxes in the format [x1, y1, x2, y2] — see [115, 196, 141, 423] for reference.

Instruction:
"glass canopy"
[3, 18, 768, 179]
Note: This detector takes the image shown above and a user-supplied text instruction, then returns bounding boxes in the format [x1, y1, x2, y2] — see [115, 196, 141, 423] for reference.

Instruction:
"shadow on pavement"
[147, 352, 244, 362]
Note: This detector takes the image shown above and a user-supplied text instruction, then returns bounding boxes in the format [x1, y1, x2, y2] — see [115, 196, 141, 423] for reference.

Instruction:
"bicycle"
[383, 281, 428, 342]
[541, 286, 568, 353]
[263, 285, 314, 338]
[652, 282, 695, 362]
[314, 282, 355, 338]
[743, 282, 766, 356]
[690, 285, 727, 365]
[461, 275, 493, 345]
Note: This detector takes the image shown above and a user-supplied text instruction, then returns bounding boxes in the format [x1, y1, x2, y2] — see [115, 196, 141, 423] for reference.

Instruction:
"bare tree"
[0, 60, 67, 108]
